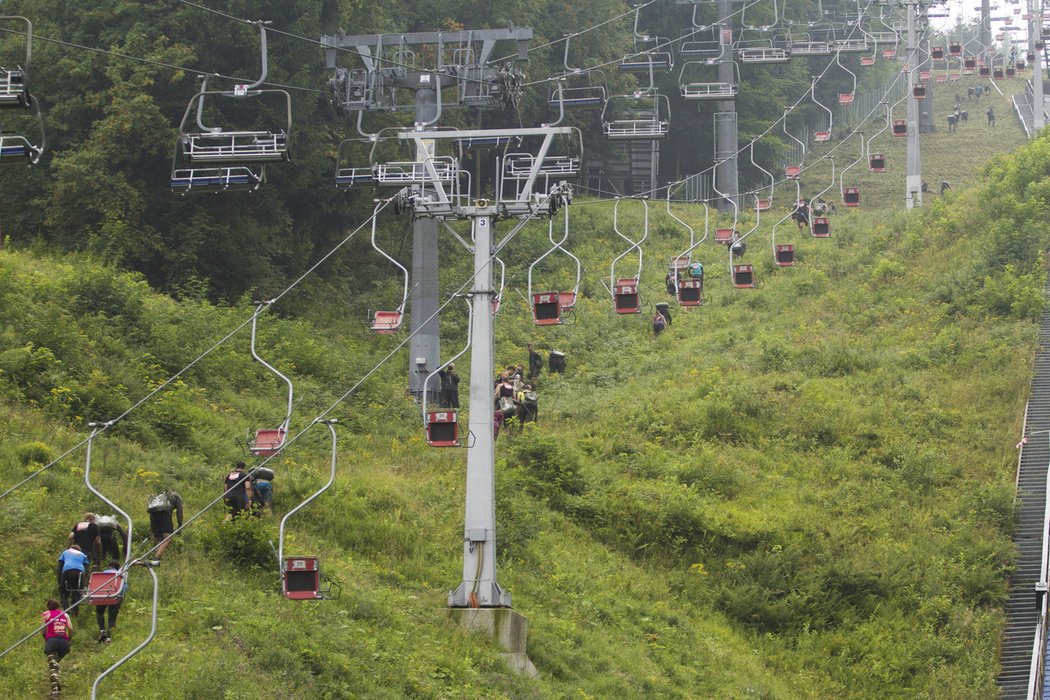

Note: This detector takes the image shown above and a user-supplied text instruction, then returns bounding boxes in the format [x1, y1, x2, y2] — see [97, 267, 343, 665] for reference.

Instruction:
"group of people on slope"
[43, 460, 273, 697]
[493, 348, 542, 437]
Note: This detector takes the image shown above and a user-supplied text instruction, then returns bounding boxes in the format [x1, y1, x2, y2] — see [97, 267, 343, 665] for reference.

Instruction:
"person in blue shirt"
[56, 545, 88, 616]
[93, 561, 126, 643]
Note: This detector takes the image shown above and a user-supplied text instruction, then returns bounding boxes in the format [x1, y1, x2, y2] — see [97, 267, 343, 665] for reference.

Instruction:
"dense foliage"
[0, 0, 888, 298]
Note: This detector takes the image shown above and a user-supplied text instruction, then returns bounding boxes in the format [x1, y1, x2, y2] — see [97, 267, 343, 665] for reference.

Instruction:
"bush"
[198, 515, 274, 570]
[17, 441, 54, 466]
[506, 431, 585, 508]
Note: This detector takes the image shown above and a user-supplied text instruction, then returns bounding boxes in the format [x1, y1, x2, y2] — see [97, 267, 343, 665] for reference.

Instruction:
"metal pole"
[408, 92, 442, 402]
[905, 2, 923, 209]
[90, 564, 159, 700]
[1034, 0, 1045, 131]
[715, 0, 738, 211]
[981, 0, 992, 48]
[449, 208, 510, 608]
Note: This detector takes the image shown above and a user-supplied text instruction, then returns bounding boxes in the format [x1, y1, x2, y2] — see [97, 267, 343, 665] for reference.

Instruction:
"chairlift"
[809, 156, 834, 239]
[810, 77, 833, 142]
[931, 46, 945, 60]
[678, 60, 738, 101]
[882, 47, 897, 59]
[912, 83, 926, 99]
[619, 50, 674, 76]
[935, 73, 947, 83]
[949, 41, 962, 56]
[1006, 64, 1016, 77]
[979, 64, 991, 77]
[421, 303, 471, 447]
[993, 65, 1004, 79]
[247, 302, 294, 457]
[602, 90, 670, 140]
[171, 24, 291, 193]
[835, 53, 856, 105]
[278, 420, 342, 600]
[750, 137, 774, 211]
[0, 16, 45, 166]
[963, 55, 977, 73]
[666, 191, 707, 307]
[919, 69, 931, 81]
[527, 204, 581, 326]
[771, 179, 802, 267]
[737, 39, 792, 64]
[368, 202, 410, 333]
[547, 34, 607, 109]
[839, 135, 863, 208]
[782, 107, 805, 178]
[610, 198, 647, 314]
[334, 138, 374, 189]
[680, 25, 729, 61]
[869, 153, 885, 172]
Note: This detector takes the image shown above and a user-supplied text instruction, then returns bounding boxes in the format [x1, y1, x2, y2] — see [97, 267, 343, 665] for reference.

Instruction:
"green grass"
[0, 85, 1048, 698]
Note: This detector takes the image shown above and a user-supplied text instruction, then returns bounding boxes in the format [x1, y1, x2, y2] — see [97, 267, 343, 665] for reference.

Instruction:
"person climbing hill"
[41, 599, 73, 699]
[147, 488, 183, 558]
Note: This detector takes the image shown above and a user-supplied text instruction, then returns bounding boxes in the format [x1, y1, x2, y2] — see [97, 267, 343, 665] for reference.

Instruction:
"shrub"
[198, 515, 274, 570]
[506, 431, 585, 507]
[17, 441, 54, 466]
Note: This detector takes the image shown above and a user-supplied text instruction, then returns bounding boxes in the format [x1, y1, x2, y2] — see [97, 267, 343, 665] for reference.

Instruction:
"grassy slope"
[0, 75, 1043, 698]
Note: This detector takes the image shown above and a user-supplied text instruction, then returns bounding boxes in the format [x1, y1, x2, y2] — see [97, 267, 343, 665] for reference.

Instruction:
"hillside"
[0, 63, 1048, 699]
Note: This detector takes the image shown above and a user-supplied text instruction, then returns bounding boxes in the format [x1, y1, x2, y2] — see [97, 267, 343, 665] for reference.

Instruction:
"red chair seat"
[251, 428, 286, 457]
[371, 311, 402, 334]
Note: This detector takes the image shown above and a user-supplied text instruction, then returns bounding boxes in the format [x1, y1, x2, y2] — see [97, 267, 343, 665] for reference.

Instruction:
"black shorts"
[225, 494, 248, 515]
[149, 510, 173, 539]
[44, 637, 70, 659]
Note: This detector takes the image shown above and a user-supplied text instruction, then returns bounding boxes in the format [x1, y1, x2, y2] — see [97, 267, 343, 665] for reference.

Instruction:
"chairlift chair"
[782, 108, 805, 179]
[610, 198, 648, 314]
[420, 303, 471, 447]
[85, 571, 126, 607]
[602, 91, 670, 140]
[949, 41, 962, 56]
[869, 153, 886, 172]
[912, 83, 926, 99]
[732, 265, 755, 288]
[993, 66, 1004, 79]
[278, 420, 341, 600]
[882, 48, 897, 59]
[749, 138, 775, 212]
[247, 302, 294, 457]
[171, 26, 291, 193]
[810, 77, 834, 142]
[0, 17, 45, 166]
[770, 178, 801, 267]
[334, 138, 375, 189]
[678, 60, 738, 101]
[366, 202, 410, 333]
[935, 73, 947, 83]
[527, 204, 581, 326]
[835, 53, 856, 105]
[839, 137, 863, 208]
[666, 192, 706, 307]
[892, 119, 907, 136]
[715, 228, 736, 244]
[978, 65, 990, 77]
[549, 36, 607, 109]
[809, 156, 835, 238]
[932, 46, 945, 60]
[919, 69, 931, 81]
[1006, 65, 1016, 77]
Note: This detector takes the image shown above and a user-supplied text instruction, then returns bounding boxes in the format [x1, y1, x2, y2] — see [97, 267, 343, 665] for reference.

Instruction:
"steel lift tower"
[321, 28, 532, 400]
[715, 0, 739, 211]
[905, 0, 925, 208]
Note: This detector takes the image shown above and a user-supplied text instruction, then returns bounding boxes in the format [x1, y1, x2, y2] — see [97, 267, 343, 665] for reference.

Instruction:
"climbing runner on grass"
[67, 513, 100, 567]
[147, 488, 183, 558]
[94, 560, 125, 644]
[224, 462, 253, 520]
[41, 599, 73, 699]
[95, 514, 127, 562]
[55, 545, 88, 616]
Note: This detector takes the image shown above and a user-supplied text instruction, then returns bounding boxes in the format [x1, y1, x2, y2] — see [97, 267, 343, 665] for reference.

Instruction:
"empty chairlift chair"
[869, 153, 886, 172]
[811, 77, 834, 142]
[0, 16, 45, 166]
[610, 197, 648, 315]
[368, 202, 410, 334]
[278, 420, 341, 600]
[602, 91, 670, 140]
[247, 303, 294, 457]
[528, 204, 581, 326]
[170, 24, 291, 194]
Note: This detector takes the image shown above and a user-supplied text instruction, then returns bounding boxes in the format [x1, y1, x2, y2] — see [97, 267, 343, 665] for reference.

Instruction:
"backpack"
[95, 514, 119, 531]
[147, 492, 172, 513]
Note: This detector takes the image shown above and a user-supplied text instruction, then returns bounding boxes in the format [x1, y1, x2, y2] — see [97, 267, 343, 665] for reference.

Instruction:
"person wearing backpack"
[224, 462, 253, 520]
[41, 599, 73, 699]
[147, 489, 183, 559]
[67, 514, 101, 568]
[652, 311, 667, 336]
[94, 515, 127, 562]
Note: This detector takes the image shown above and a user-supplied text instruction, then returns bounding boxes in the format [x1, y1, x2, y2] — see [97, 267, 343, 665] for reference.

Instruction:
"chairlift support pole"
[905, 1, 923, 209]
[715, 0, 739, 212]
[1031, 1, 1045, 130]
